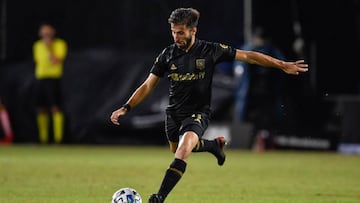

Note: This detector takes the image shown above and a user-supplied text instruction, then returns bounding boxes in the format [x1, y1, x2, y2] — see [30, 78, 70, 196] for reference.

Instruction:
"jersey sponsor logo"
[168, 71, 205, 81]
[170, 64, 177, 70]
[195, 59, 205, 70]
[220, 43, 229, 49]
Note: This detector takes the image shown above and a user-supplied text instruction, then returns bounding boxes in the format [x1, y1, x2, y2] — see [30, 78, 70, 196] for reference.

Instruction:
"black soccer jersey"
[151, 39, 236, 116]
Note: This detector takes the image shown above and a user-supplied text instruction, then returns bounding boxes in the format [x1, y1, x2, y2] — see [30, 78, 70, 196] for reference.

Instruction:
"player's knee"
[176, 145, 192, 155]
[175, 145, 193, 161]
[182, 131, 199, 147]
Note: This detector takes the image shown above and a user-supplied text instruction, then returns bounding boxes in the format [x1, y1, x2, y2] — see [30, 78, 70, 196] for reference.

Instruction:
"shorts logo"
[195, 59, 205, 70]
[192, 114, 202, 123]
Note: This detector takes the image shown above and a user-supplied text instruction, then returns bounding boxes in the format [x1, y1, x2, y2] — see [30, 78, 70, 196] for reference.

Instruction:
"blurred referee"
[110, 8, 308, 202]
[33, 22, 67, 144]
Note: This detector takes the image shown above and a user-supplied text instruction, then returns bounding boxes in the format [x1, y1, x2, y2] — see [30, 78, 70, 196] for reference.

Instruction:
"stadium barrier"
[326, 95, 360, 154]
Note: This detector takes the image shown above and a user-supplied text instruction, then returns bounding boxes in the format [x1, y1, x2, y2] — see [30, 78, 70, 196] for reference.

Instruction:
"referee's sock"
[37, 112, 49, 144]
[157, 158, 187, 199]
[53, 111, 64, 144]
[192, 139, 216, 153]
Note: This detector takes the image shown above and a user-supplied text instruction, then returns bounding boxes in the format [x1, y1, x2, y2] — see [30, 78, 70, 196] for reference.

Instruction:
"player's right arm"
[235, 49, 308, 75]
[110, 73, 160, 125]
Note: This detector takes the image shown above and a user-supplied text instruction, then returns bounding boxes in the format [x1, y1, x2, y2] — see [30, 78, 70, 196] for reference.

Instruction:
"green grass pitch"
[1, 145, 360, 203]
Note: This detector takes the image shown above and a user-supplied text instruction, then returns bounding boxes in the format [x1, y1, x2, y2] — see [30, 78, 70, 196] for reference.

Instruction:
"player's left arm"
[50, 40, 68, 64]
[235, 49, 308, 75]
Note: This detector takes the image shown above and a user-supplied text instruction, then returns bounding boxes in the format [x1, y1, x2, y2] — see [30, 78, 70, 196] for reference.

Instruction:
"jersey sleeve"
[212, 42, 236, 64]
[150, 48, 168, 77]
[33, 41, 41, 62]
[54, 39, 68, 60]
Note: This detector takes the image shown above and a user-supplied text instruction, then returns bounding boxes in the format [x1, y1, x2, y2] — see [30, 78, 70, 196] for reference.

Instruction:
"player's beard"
[176, 36, 192, 51]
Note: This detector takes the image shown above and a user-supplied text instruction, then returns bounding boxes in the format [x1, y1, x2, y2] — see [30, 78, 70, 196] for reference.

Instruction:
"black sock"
[192, 139, 216, 153]
[157, 158, 187, 199]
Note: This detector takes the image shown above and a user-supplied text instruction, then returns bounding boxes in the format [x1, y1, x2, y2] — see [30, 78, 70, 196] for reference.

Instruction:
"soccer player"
[110, 8, 308, 203]
[33, 23, 67, 144]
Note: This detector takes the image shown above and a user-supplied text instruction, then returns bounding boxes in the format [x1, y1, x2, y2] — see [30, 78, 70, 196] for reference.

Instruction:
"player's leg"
[37, 107, 49, 144]
[36, 79, 49, 144]
[149, 131, 198, 203]
[149, 114, 191, 203]
[51, 105, 64, 144]
[50, 79, 64, 144]
[186, 113, 227, 166]
[165, 114, 180, 154]
[192, 136, 226, 166]
[175, 131, 198, 161]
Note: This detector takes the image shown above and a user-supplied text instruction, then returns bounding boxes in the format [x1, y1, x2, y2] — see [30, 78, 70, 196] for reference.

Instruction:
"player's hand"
[110, 107, 127, 125]
[281, 60, 308, 75]
[49, 55, 61, 65]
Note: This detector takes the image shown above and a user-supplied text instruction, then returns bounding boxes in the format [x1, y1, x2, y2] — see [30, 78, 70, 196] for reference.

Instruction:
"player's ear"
[191, 27, 197, 36]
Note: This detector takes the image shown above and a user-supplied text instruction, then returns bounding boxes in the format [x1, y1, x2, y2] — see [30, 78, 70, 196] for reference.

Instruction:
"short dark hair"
[39, 21, 56, 28]
[168, 8, 200, 28]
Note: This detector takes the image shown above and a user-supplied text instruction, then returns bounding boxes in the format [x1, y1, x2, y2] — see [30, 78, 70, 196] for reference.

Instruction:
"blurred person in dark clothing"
[110, 8, 308, 202]
[33, 23, 67, 144]
[233, 26, 286, 149]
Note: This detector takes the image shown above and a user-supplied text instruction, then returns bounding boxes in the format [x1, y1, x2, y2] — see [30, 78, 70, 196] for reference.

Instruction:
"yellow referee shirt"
[33, 38, 67, 79]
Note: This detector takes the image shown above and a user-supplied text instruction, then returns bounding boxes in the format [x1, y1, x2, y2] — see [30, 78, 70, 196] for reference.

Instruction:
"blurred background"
[0, 0, 359, 153]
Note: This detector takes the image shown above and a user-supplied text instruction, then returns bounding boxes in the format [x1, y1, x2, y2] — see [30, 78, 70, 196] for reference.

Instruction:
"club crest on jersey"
[195, 59, 205, 70]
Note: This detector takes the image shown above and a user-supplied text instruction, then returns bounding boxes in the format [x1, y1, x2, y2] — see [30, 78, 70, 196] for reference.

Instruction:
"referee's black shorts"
[165, 112, 210, 142]
[35, 78, 62, 108]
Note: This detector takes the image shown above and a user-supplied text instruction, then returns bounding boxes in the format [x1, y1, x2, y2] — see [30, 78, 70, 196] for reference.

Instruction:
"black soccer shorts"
[165, 112, 210, 142]
[36, 78, 62, 108]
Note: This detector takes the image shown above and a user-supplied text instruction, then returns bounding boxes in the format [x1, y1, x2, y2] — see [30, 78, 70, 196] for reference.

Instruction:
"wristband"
[122, 103, 132, 112]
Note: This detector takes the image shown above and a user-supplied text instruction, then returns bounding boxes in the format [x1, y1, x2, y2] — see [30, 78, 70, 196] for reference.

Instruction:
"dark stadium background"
[1, 0, 359, 150]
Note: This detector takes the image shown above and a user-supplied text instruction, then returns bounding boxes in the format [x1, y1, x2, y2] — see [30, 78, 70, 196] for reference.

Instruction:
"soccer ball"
[111, 187, 142, 203]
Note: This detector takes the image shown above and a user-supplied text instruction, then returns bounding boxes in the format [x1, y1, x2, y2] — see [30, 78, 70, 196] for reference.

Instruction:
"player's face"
[171, 23, 196, 51]
[39, 25, 55, 40]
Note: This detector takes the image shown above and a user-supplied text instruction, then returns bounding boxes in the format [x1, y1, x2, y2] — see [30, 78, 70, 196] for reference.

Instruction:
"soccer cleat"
[148, 193, 164, 203]
[214, 136, 227, 166]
